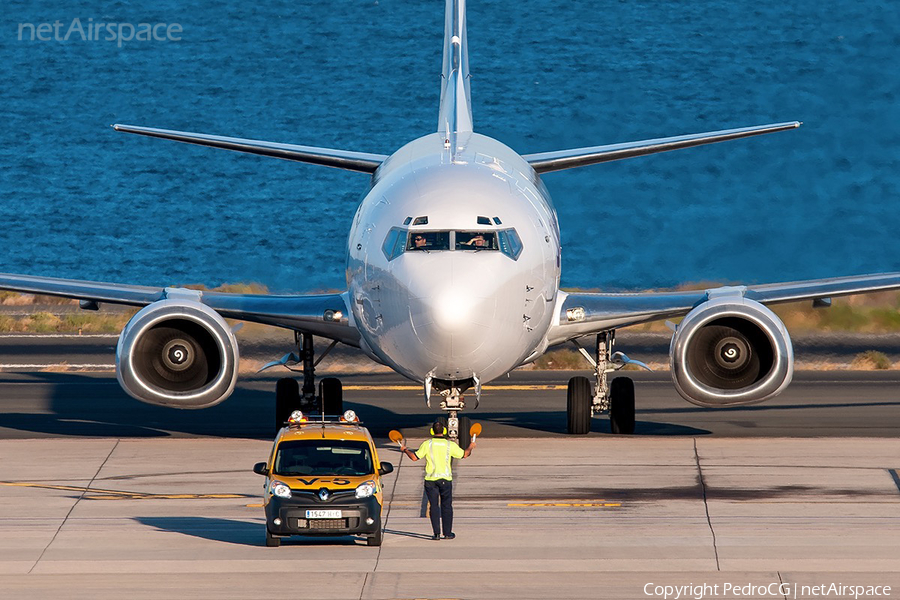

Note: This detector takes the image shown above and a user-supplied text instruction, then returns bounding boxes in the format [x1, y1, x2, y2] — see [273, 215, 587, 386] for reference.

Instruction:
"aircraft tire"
[319, 377, 343, 416]
[567, 376, 592, 434]
[435, 414, 471, 447]
[275, 378, 300, 432]
[609, 377, 636, 435]
[457, 415, 472, 449]
[265, 529, 281, 547]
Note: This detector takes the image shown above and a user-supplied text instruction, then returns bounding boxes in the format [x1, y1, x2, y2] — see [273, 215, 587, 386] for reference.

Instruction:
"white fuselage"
[347, 132, 561, 384]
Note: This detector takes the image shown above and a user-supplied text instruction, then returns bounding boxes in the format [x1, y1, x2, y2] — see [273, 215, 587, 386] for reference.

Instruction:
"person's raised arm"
[400, 442, 419, 461]
[462, 441, 475, 459]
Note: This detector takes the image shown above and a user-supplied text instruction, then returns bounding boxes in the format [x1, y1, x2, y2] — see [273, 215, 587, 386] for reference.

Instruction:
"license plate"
[306, 510, 342, 519]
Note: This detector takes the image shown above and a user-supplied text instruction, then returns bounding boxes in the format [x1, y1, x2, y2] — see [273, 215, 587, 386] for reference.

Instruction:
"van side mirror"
[378, 462, 394, 475]
[252, 462, 269, 476]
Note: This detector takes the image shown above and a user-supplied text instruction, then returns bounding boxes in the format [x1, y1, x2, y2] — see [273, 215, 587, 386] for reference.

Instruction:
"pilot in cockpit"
[411, 234, 427, 250]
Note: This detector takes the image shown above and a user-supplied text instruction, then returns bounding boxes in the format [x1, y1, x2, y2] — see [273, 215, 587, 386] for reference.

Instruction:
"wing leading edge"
[550, 272, 900, 344]
[524, 122, 800, 174]
[113, 124, 387, 174]
[0, 273, 359, 346]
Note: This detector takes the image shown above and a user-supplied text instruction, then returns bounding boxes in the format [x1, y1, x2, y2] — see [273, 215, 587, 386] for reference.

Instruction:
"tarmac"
[2, 436, 900, 598]
[1, 366, 900, 598]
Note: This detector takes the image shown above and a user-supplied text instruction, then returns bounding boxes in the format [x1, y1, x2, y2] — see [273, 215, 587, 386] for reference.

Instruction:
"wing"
[113, 124, 387, 174]
[0, 273, 359, 346]
[548, 272, 900, 344]
[523, 122, 800, 174]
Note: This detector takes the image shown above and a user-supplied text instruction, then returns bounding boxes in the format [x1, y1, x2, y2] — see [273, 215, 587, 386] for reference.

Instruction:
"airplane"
[3, 0, 900, 442]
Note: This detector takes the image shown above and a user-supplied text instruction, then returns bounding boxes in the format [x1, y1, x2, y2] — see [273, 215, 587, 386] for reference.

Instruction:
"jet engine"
[670, 296, 793, 407]
[116, 299, 239, 409]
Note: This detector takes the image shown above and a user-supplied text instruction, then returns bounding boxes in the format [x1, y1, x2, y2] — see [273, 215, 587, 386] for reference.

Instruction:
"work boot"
[442, 533, 456, 540]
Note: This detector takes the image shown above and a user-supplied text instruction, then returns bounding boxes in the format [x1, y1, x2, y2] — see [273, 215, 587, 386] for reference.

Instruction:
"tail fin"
[437, 0, 473, 151]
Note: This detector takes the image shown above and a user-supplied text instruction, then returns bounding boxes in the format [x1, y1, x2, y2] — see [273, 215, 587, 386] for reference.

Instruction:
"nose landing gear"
[426, 378, 476, 448]
[566, 330, 641, 435]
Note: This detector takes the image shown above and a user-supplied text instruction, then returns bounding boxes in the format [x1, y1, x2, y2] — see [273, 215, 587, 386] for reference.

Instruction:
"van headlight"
[355, 481, 377, 499]
[269, 481, 292, 499]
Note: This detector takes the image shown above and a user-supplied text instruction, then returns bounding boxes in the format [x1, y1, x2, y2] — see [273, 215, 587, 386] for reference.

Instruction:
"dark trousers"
[424, 479, 453, 536]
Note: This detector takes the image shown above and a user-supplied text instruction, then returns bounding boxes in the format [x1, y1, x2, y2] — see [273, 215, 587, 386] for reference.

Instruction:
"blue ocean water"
[1, 0, 898, 293]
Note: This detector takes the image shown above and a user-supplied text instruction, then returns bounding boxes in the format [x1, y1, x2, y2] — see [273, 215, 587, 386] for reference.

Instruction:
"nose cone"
[430, 288, 487, 332]
[400, 253, 518, 379]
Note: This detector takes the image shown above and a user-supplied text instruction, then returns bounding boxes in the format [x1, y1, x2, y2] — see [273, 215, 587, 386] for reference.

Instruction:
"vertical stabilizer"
[437, 0, 473, 152]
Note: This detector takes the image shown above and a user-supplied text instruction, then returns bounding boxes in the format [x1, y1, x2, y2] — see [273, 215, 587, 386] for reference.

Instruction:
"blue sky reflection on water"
[1, 0, 897, 293]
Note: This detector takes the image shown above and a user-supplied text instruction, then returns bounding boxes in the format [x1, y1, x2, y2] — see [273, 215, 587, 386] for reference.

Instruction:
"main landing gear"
[273, 332, 343, 432]
[566, 330, 640, 435]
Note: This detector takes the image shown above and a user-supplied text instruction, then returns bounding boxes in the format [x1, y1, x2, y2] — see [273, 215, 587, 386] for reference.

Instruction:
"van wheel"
[265, 529, 281, 547]
[366, 527, 383, 547]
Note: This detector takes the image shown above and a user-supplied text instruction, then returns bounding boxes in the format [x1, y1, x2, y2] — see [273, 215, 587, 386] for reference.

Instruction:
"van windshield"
[274, 440, 373, 477]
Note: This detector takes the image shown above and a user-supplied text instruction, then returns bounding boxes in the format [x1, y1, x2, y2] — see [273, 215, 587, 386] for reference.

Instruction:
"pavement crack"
[358, 571, 370, 600]
[694, 438, 720, 571]
[27, 438, 120, 574]
[778, 572, 788, 600]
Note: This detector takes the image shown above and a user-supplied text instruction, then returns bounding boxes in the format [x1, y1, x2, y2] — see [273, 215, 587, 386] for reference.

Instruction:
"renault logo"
[318, 488, 330, 501]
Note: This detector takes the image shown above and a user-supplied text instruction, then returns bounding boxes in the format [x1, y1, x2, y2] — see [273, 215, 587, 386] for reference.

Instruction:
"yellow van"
[252, 410, 394, 547]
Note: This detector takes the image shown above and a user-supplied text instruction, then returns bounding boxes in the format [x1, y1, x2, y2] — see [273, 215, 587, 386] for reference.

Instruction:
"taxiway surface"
[2, 369, 900, 598]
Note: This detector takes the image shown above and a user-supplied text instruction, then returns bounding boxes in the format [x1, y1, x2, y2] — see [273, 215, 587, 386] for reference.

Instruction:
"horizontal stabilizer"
[113, 124, 387, 174]
[523, 121, 800, 174]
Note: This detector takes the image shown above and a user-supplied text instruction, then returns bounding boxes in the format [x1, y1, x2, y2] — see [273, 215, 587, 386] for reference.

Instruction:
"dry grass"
[850, 350, 893, 370]
[1, 283, 900, 334]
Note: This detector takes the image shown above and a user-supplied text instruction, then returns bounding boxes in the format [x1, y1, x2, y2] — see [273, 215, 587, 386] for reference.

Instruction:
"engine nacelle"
[116, 300, 239, 409]
[670, 296, 793, 407]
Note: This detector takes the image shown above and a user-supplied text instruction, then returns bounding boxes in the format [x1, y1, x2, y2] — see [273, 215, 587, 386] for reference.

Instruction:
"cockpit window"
[407, 231, 451, 251]
[382, 227, 407, 260]
[384, 228, 522, 261]
[456, 231, 498, 251]
[497, 228, 523, 260]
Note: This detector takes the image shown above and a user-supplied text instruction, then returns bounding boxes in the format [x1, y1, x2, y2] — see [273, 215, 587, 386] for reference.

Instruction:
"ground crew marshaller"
[401, 421, 475, 540]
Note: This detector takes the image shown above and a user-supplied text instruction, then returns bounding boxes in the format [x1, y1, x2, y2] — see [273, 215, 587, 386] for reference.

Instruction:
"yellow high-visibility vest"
[415, 438, 464, 481]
